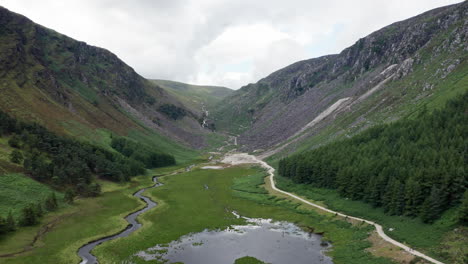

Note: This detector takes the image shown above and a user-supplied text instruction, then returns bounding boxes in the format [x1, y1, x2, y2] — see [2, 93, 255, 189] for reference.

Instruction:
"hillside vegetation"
[0, 109, 175, 236]
[151, 79, 232, 113]
[279, 91, 467, 224]
[0, 6, 207, 150]
[213, 2, 467, 156]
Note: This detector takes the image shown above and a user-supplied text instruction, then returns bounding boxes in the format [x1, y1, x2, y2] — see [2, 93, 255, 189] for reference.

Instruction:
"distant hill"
[151, 79, 232, 114]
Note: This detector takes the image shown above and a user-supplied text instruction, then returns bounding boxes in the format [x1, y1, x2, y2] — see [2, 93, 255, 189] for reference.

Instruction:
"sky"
[0, 0, 462, 89]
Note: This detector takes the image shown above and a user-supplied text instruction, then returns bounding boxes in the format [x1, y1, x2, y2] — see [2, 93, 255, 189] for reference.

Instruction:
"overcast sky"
[0, 0, 462, 89]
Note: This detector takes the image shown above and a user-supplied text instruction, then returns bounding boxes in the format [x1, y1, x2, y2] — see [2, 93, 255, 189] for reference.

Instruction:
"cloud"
[0, 0, 463, 89]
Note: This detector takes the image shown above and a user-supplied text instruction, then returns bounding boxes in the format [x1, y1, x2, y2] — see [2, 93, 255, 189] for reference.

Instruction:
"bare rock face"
[213, 2, 468, 152]
[394, 58, 414, 79]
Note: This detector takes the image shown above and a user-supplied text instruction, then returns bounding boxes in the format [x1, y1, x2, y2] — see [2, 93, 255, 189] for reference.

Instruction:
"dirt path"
[222, 153, 445, 264]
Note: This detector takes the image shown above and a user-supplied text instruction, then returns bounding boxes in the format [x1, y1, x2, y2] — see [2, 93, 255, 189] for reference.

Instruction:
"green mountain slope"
[0, 6, 206, 154]
[151, 79, 232, 114]
[279, 92, 467, 223]
[213, 2, 468, 159]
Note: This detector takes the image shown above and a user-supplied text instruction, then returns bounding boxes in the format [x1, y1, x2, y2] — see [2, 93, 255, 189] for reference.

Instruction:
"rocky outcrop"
[213, 1, 467, 152]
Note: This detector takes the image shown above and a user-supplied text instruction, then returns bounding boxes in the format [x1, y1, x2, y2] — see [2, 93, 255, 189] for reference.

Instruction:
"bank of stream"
[135, 212, 333, 264]
[77, 176, 162, 264]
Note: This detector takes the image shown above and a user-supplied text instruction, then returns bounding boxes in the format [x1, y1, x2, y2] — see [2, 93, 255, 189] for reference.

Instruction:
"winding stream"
[77, 176, 162, 264]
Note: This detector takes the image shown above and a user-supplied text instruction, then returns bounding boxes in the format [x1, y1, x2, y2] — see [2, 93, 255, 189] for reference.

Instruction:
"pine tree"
[20, 205, 38, 226]
[6, 210, 15, 232]
[64, 189, 75, 204]
[420, 187, 443, 223]
[35, 203, 44, 217]
[9, 149, 23, 164]
[295, 162, 308, 183]
[88, 183, 101, 197]
[45, 193, 58, 211]
[0, 215, 6, 234]
[458, 190, 468, 225]
[404, 177, 422, 217]
[8, 135, 21, 148]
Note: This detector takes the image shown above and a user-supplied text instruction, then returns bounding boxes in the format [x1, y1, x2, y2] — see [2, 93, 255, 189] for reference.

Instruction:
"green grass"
[91, 166, 394, 264]
[151, 79, 232, 113]
[275, 175, 464, 262]
[231, 171, 268, 195]
[127, 129, 199, 164]
[60, 119, 200, 165]
[1, 164, 397, 264]
[0, 137, 22, 175]
[0, 174, 155, 263]
[234, 256, 268, 264]
[203, 132, 229, 152]
[0, 173, 64, 219]
[0, 12, 203, 171]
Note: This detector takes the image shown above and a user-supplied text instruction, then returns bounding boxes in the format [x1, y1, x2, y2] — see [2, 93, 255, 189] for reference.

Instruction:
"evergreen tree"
[35, 203, 44, 217]
[20, 205, 38, 226]
[9, 149, 23, 164]
[278, 91, 468, 223]
[64, 189, 75, 204]
[6, 210, 16, 232]
[45, 193, 58, 211]
[458, 190, 468, 225]
[8, 135, 21, 148]
[88, 183, 101, 197]
[0, 216, 6, 234]
[420, 187, 443, 223]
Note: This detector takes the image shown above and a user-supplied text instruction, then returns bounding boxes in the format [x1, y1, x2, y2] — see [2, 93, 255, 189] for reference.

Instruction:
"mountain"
[151, 79, 232, 114]
[213, 2, 467, 158]
[0, 6, 211, 153]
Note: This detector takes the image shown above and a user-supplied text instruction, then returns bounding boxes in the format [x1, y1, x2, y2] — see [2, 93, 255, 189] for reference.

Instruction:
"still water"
[136, 213, 333, 264]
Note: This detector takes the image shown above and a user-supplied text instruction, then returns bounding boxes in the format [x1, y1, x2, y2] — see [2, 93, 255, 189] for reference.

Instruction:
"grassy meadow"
[92, 166, 394, 264]
[0, 173, 156, 263]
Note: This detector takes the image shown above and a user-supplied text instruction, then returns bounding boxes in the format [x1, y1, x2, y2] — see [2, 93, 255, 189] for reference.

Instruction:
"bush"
[9, 149, 23, 164]
[64, 189, 75, 204]
[44, 193, 58, 211]
[20, 205, 38, 226]
[157, 104, 186, 120]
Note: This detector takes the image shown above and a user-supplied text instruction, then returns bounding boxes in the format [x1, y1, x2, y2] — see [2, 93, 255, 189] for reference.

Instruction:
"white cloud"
[0, 0, 463, 89]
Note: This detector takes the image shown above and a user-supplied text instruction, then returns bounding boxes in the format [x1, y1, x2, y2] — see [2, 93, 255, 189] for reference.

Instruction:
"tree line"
[110, 136, 175, 168]
[0, 192, 69, 235]
[0, 110, 174, 197]
[157, 104, 187, 120]
[278, 92, 467, 224]
[0, 110, 177, 236]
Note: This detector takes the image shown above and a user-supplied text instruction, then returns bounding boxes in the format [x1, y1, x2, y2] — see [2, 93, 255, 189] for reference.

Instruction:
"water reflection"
[136, 213, 333, 264]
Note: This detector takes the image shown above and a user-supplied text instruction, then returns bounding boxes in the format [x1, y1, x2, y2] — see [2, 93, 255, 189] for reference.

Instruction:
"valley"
[0, 1, 467, 264]
[0, 151, 397, 264]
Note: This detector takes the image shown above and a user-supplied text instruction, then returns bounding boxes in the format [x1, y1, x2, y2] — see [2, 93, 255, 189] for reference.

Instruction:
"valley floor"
[2, 151, 464, 264]
[1, 155, 402, 264]
[223, 153, 461, 264]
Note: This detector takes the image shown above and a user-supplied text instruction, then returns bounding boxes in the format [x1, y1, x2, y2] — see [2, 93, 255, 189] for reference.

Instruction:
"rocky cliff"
[213, 2, 467, 156]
